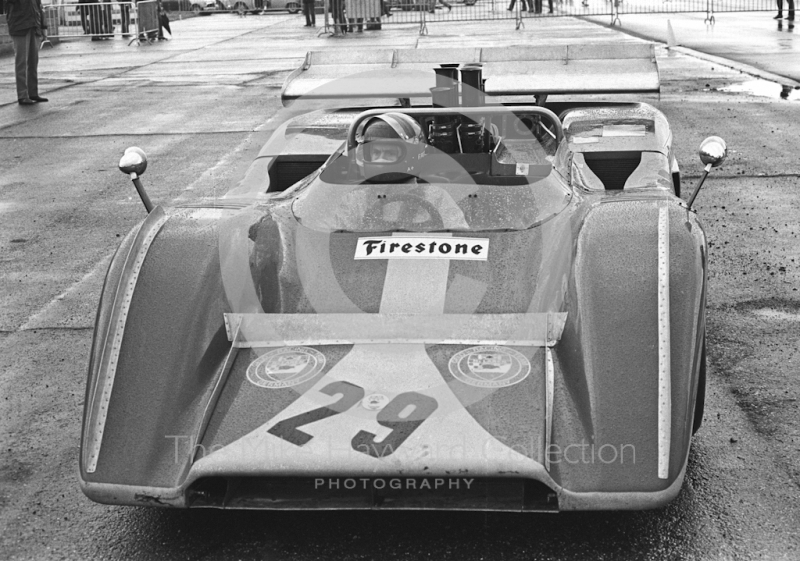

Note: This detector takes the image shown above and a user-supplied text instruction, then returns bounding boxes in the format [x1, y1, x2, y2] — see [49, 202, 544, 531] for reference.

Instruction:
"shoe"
[507, 6, 512, 9]
[774, 13, 782, 18]
[18, 98, 36, 105]
[447, 4, 451, 10]
[30, 96, 48, 102]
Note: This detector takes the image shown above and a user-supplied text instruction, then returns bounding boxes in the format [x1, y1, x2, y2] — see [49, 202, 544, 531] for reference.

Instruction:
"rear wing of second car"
[280, 43, 660, 106]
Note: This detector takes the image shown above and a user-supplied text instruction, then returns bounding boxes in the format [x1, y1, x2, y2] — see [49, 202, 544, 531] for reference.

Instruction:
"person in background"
[775, 0, 795, 20]
[100, 0, 114, 37]
[79, 0, 91, 33]
[5, 0, 49, 105]
[302, 0, 314, 26]
[507, 0, 527, 11]
[159, 4, 171, 38]
[119, 0, 131, 37]
[329, 0, 345, 33]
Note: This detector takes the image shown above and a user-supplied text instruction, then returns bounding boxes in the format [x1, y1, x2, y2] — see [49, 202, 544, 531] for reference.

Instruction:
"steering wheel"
[366, 193, 445, 231]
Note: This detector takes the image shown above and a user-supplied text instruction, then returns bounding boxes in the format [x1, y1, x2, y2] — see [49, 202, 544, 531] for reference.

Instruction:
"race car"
[79, 43, 726, 511]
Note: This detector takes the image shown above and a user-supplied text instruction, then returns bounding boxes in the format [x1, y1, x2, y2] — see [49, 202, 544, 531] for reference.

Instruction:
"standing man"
[5, 0, 48, 105]
[302, 0, 315, 26]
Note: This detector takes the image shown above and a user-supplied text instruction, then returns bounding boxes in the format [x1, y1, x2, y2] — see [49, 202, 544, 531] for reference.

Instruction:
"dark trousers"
[79, 5, 90, 32]
[303, 1, 315, 24]
[120, 3, 131, 34]
[11, 29, 40, 101]
[330, 0, 345, 31]
[508, 0, 527, 9]
[778, 0, 795, 17]
[101, 3, 113, 34]
[160, 12, 172, 35]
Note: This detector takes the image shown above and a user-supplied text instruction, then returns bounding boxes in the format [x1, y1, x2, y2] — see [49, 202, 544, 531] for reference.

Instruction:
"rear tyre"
[287, 2, 301, 12]
[192, 4, 202, 13]
[692, 336, 706, 434]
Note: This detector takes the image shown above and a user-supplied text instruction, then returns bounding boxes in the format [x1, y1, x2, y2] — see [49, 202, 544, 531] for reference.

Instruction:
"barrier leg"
[610, 0, 620, 25]
[419, 6, 428, 35]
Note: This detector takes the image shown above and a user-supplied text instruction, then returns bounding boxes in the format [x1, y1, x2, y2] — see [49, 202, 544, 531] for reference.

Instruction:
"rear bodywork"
[80, 46, 706, 512]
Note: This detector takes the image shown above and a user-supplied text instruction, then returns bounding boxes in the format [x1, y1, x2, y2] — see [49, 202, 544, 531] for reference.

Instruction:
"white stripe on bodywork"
[85, 211, 169, 474]
[194, 234, 546, 476]
[657, 206, 671, 480]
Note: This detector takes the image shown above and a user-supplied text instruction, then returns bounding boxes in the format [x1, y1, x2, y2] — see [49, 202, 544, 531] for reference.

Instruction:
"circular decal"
[246, 347, 326, 389]
[362, 393, 390, 411]
[448, 346, 531, 388]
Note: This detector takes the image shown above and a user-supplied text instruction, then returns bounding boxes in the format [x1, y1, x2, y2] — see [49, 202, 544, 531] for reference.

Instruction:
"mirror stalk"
[130, 174, 154, 213]
[687, 137, 728, 209]
[119, 147, 153, 214]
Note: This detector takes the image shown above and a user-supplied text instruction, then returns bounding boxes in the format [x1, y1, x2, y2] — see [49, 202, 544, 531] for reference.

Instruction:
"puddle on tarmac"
[753, 308, 800, 321]
[719, 79, 800, 100]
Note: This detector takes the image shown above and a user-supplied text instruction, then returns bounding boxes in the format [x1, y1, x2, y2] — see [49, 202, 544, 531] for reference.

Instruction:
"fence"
[320, 0, 777, 33]
[41, 1, 159, 44]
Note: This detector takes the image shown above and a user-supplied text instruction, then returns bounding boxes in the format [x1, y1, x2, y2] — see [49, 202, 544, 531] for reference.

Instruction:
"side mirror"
[686, 136, 727, 208]
[699, 136, 727, 169]
[119, 147, 153, 213]
[119, 147, 148, 177]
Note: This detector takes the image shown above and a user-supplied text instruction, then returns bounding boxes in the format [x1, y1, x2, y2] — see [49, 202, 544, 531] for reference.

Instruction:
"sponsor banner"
[354, 236, 489, 261]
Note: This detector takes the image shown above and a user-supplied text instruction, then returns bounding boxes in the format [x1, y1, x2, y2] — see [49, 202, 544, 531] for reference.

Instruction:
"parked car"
[161, 0, 220, 12]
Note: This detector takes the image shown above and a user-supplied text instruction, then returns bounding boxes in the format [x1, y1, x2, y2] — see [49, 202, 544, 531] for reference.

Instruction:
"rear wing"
[281, 43, 659, 106]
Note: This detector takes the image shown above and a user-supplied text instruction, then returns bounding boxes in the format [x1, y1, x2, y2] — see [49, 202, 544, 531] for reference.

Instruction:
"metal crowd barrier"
[319, 0, 776, 34]
[41, 1, 159, 44]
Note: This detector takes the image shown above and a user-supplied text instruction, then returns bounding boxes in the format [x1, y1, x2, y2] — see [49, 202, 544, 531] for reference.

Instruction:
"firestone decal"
[448, 346, 531, 388]
[354, 236, 489, 261]
[246, 347, 326, 389]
